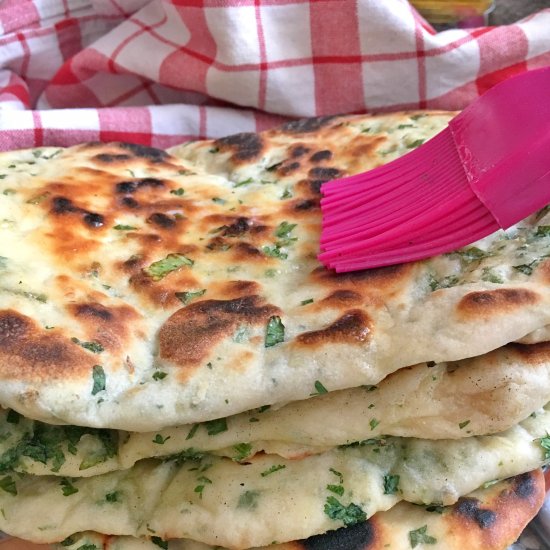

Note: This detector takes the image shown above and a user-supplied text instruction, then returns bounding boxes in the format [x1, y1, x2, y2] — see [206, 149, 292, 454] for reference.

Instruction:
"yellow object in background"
[411, 0, 494, 26]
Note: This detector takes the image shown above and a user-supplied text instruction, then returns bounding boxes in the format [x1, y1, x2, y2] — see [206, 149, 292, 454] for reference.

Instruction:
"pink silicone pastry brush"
[319, 66, 550, 273]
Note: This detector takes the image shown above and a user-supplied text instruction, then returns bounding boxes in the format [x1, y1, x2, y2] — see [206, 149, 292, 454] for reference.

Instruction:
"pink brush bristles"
[318, 66, 550, 273]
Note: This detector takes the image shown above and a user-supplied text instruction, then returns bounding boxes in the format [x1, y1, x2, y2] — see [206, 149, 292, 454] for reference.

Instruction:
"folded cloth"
[0, 0, 549, 151]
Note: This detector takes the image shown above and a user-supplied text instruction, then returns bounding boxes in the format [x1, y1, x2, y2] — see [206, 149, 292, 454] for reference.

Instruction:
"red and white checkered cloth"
[0, 0, 549, 151]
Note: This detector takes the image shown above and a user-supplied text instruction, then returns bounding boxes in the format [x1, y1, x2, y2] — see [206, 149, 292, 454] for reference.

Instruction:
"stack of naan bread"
[0, 111, 549, 550]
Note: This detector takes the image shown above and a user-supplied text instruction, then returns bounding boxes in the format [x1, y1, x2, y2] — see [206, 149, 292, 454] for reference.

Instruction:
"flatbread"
[1, 406, 550, 547]
[3, 113, 550, 431]
[50, 470, 547, 550]
[4, 341, 550, 479]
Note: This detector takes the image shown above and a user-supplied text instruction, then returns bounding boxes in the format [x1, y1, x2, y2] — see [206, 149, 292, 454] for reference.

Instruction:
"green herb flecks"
[106, 491, 121, 503]
[175, 289, 206, 305]
[369, 418, 380, 431]
[311, 380, 328, 396]
[406, 139, 425, 149]
[238, 490, 260, 509]
[170, 188, 185, 196]
[275, 221, 297, 245]
[113, 224, 137, 231]
[408, 525, 437, 547]
[327, 484, 345, 496]
[60, 477, 78, 496]
[60, 536, 76, 547]
[153, 434, 171, 445]
[429, 274, 459, 292]
[152, 371, 168, 381]
[324, 496, 366, 526]
[234, 177, 254, 188]
[233, 443, 253, 462]
[265, 316, 284, 347]
[145, 254, 194, 280]
[459, 420, 471, 430]
[481, 267, 503, 284]
[280, 187, 293, 200]
[261, 464, 286, 477]
[186, 424, 199, 441]
[91, 365, 106, 395]
[194, 475, 212, 499]
[300, 298, 314, 305]
[330, 468, 344, 484]
[151, 537, 168, 549]
[262, 245, 288, 259]
[538, 434, 550, 460]
[383, 474, 400, 495]
[0, 475, 17, 496]
[535, 225, 550, 238]
[72, 337, 104, 354]
[205, 418, 228, 436]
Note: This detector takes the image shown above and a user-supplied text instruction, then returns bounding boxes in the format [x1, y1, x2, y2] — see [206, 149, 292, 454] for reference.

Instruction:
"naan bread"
[53, 469, 545, 550]
[2, 407, 550, 547]
[2, 113, 550, 431]
[4, 341, 550, 478]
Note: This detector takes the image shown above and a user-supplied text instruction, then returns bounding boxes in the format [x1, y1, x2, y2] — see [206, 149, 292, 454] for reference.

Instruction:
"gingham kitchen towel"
[0, 0, 549, 151]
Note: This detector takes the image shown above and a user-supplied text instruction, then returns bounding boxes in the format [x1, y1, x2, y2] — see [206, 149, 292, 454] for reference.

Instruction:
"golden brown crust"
[457, 288, 541, 319]
[295, 310, 372, 346]
[0, 310, 94, 381]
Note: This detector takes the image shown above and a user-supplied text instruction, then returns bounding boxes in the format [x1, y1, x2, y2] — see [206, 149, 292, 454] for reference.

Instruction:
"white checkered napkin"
[0, 0, 549, 150]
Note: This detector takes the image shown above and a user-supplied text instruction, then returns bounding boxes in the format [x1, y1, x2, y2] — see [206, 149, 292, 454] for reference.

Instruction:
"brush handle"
[450, 66, 550, 228]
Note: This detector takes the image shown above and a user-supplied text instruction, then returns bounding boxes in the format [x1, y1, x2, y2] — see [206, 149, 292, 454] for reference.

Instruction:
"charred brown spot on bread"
[290, 144, 311, 158]
[67, 302, 141, 352]
[232, 242, 265, 261]
[279, 116, 337, 134]
[512, 471, 537, 499]
[311, 263, 411, 290]
[159, 296, 281, 370]
[457, 288, 540, 317]
[213, 280, 263, 299]
[299, 520, 376, 550]
[50, 196, 105, 229]
[215, 132, 264, 162]
[317, 290, 364, 309]
[221, 217, 251, 237]
[310, 150, 333, 163]
[121, 197, 140, 209]
[276, 161, 302, 176]
[94, 153, 132, 163]
[292, 199, 320, 212]
[116, 178, 165, 194]
[506, 341, 550, 364]
[118, 142, 170, 163]
[296, 310, 372, 346]
[454, 498, 497, 529]
[147, 212, 177, 229]
[0, 310, 93, 380]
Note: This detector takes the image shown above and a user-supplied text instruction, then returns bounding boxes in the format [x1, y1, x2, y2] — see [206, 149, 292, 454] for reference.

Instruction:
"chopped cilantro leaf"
[409, 525, 437, 547]
[153, 434, 170, 445]
[152, 371, 167, 381]
[369, 418, 380, 431]
[209, 147, 219, 154]
[513, 262, 536, 276]
[262, 245, 287, 259]
[261, 464, 286, 477]
[170, 188, 185, 196]
[329, 468, 344, 484]
[113, 224, 137, 231]
[105, 491, 120, 503]
[233, 443, 253, 461]
[459, 420, 471, 429]
[383, 474, 400, 495]
[535, 225, 550, 237]
[175, 289, 206, 305]
[275, 221, 297, 240]
[301, 298, 314, 305]
[0, 475, 16, 496]
[327, 484, 345, 496]
[91, 365, 106, 395]
[234, 177, 254, 187]
[265, 316, 284, 347]
[76, 545, 97, 550]
[72, 337, 104, 354]
[280, 187, 293, 199]
[60, 536, 76, 547]
[186, 424, 199, 440]
[145, 254, 194, 280]
[60, 477, 78, 496]
[538, 434, 550, 460]
[205, 418, 228, 436]
[151, 537, 168, 549]
[311, 380, 328, 396]
[324, 496, 366, 526]
[407, 139, 425, 149]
